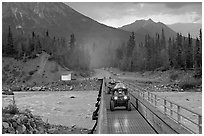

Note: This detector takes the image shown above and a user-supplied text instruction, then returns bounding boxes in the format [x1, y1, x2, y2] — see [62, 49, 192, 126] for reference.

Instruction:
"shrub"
[23, 75, 32, 81]
[29, 69, 37, 75]
[2, 96, 19, 114]
[13, 70, 20, 77]
[3, 64, 10, 72]
[194, 68, 202, 79]
[179, 78, 201, 90]
[170, 73, 179, 80]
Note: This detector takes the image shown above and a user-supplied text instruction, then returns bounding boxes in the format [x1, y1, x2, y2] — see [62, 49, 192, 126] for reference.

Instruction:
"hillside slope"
[2, 52, 72, 88]
[2, 2, 136, 68]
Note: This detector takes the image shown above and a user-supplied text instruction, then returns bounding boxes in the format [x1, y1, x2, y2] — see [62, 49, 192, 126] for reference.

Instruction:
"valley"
[2, 2, 202, 134]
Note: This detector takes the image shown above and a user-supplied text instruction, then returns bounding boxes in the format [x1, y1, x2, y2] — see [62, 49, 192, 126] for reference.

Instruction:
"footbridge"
[90, 78, 202, 134]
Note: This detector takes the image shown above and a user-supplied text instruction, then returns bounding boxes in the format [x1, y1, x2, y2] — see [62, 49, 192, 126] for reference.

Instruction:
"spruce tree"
[186, 33, 193, 69]
[168, 37, 173, 67]
[6, 25, 15, 56]
[126, 32, 135, 58]
[161, 28, 166, 50]
[195, 38, 201, 68]
[70, 33, 76, 50]
[176, 33, 183, 68]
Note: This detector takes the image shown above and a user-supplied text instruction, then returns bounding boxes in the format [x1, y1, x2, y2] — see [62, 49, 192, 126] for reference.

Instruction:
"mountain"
[3, 2, 127, 39]
[119, 19, 177, 39]
[3, 2, 141, 68]
[168, 23, 202, 38]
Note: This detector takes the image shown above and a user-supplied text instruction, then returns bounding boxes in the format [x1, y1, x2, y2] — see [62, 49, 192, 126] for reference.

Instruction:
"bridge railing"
[96, 78, 107, 134]
[91, 78, 107, 134]
[123, 81, 202, 134]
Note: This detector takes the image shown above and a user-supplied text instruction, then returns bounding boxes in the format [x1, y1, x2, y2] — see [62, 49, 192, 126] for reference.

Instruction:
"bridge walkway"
[105, 93, 157, 134]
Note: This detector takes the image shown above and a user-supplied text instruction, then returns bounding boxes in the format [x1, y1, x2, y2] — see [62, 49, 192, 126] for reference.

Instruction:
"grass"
[2, 96, 19, 115]
[179, 78, 202, 90]
[170, 73, 179, 81]
[3, 64, 10, 72]
[23, 75, 32, 81]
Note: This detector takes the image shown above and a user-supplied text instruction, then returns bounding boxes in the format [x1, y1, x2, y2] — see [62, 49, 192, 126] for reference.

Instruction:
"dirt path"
[37, 53, 50, 75]
[91, 69, 111, 79]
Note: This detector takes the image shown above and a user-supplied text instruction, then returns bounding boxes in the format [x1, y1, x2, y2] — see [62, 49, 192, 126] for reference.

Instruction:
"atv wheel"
[110, 100, 115, 111]
[127, 101, 131, 111]
[108, 88, 111, 94]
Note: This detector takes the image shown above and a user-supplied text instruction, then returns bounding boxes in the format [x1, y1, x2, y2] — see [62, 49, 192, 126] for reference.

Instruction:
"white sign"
[61, 74, 71, 81]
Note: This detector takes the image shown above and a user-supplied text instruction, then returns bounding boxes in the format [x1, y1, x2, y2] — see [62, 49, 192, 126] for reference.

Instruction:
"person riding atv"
[107, 79, 118, 94]
[110, 83, 131, 111]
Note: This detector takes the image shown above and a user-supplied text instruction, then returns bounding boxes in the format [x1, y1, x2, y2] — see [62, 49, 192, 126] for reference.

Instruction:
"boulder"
[7, 127, 15, 134]
[2, 122, 10, 129]
[70, 96, 76, 99]
[12, 122, 18, 128]
[48, 127, 57, 134]
[16, 125, 23, 134]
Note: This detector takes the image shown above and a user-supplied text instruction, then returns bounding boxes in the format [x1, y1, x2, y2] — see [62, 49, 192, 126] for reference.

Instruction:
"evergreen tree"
[70, 33, 76, 50]
[186, 33, 193, 69]
[126, 32, 135, 58]
[195, 38, 201, 68]
[144, 34, 151, 70]
[46, 30, 49, 37]
[199, 29, 202, 68]
[155, 33, 160, 68]
[160, 28, 166, 50]
[116, 44, 124, 61]
[168, 37, 173, 67]
[176, 33, 183, 68]
[182, 37, 188, 69]
[29, 31, 35, 55]
[6, 25, 15, 56]
[172, 37, 177, 68]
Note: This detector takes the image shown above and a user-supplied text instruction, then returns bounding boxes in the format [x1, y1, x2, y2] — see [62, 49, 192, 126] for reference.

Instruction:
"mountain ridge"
[119, 19, 177, 39]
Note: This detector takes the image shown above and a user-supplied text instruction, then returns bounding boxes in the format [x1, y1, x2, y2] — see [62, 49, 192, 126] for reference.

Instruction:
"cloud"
[164, 2, 201, 9]
[67, 2, 202, 27]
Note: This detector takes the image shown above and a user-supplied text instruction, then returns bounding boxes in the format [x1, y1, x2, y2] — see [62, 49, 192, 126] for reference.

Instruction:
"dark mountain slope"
[119, 19, 177, 39]
[3, 2, 139, 68]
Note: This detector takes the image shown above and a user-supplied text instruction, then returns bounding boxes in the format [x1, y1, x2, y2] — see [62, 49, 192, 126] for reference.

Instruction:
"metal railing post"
[198, 115, 202, 134]
[164, 99, 167, 115]
[154, 95, 157, 107]
[136, 98, 138, 109]
[148, 91, 150, 101]
[177, 105, 181, 124]
[170, 102, 173, 116]
[150, 93, 153, 104]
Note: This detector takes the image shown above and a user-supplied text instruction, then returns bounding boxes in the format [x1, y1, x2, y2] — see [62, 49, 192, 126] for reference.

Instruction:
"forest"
[2, 26, 91, 70]
[115, 29, 202, 77]
[2, 26, 202, 77]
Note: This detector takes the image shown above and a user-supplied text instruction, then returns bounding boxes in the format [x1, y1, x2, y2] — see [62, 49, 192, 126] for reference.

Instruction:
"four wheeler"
[110, 83, 131, 111]
[107, 79, 118, 94]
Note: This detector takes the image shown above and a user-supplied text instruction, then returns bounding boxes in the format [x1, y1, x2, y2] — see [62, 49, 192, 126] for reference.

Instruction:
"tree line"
[115, 29, 202, 76]
[3, 26, 90, 70]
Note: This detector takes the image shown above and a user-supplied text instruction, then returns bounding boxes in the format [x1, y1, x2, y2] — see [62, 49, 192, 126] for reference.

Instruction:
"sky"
[66, 2, 202, 28]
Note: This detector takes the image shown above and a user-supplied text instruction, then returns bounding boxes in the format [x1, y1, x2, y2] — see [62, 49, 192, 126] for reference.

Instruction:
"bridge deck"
[105, 93, 156, 134]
